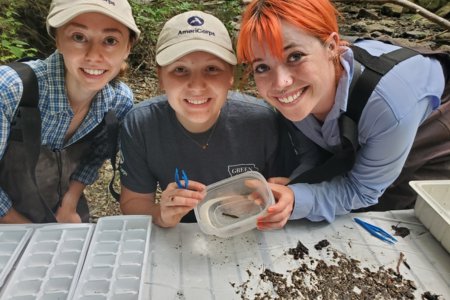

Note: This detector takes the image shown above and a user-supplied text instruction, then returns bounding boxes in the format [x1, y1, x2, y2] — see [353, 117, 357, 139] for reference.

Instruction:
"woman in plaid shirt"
[0, 0, 139, 223]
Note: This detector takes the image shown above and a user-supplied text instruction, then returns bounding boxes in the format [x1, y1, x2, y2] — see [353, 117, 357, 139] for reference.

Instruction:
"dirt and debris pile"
[392, 224, 412, 238]
[422, 291, 444, 300]
[314, 239, 330, 250]
[232, 240, 444, 300]
[287, 240, 309, 260]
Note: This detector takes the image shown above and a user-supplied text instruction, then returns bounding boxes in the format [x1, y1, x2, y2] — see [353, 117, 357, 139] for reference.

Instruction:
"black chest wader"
[285, 38, 450, 211]
[0, 62, 119, 223]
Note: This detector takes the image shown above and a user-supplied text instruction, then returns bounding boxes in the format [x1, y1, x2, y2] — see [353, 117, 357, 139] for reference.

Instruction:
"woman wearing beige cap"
[119, 11, 298, 228]
[0, 0, 139, 223]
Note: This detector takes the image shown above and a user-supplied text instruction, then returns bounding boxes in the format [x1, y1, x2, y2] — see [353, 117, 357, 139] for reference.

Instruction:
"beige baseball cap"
[46, 0, 140, 40]
[156, 11, 237, 66]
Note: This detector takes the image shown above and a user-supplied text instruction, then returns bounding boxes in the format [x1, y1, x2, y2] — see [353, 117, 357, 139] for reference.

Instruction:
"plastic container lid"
[194, 171, 274, 238]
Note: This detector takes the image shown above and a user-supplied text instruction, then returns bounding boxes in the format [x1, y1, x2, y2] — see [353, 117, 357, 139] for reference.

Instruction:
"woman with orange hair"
[237, 0, 449, 228]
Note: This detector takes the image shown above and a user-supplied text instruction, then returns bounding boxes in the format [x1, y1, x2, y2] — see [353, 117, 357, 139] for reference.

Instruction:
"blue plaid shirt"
[0, 50, 133, 218]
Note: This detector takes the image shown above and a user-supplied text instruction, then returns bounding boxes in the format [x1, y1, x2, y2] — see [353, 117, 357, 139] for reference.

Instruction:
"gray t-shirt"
[120, 92, 297, 222]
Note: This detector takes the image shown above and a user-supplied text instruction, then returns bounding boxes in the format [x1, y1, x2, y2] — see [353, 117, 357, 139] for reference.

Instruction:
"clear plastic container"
[194, 171, 274, 238]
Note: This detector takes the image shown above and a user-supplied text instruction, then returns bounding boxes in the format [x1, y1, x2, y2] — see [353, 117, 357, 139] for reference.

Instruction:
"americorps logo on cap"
[179, 16, 215, 36]
[187, 16, 204, 26]
[102, 0, 115, 6]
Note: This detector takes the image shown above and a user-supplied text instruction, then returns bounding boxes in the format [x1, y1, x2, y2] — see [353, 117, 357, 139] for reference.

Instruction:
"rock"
[357, 8, 380, 20]
[436, 2, 450, 18]
[367, 24, 395, 35]
[409, 14, 424, 22]
[380, 20, 398, 27]
[351, 21, 368, 32]
[381, 4, 404, 17]
[338, 5, 360, 14]
[415, 18, 445, 30]
[370, 31, 384, 38]
[436, 32, 450, 41]
[416, 0, 442, 12]
[438, 44, 450, 51]
[405, 31, 427, 39]
[339, 24, 353, 35]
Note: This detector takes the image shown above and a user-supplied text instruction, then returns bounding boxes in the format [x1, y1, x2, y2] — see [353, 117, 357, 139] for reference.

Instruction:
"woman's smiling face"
[250, 19, 339, 122]
[56, 12, 131, 96]
[157, 51, 234, 133]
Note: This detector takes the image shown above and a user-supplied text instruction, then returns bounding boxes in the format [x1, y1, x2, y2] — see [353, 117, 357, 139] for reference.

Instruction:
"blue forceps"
[354, 218, 398, 244]
[175, 168, 188, 189]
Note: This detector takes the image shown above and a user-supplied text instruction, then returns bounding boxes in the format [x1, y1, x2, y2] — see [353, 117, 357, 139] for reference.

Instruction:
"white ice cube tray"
[0, 226, 33, 288]
[71, 215, 152, 300]
[0, 224, 94, 300]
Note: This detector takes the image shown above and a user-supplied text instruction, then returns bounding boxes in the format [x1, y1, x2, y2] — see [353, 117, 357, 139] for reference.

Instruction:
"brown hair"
[115, 29, 137, 80]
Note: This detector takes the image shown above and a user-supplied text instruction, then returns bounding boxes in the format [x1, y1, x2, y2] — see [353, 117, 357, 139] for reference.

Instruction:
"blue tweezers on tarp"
[175, 168, 188, 189]
[354, 218, 398, 244]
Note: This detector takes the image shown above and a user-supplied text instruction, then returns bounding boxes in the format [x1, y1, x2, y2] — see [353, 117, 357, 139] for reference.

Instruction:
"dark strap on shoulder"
[289, 45, 420, 185]
[346, 46, 420, 124]
[105, 110, 120, 201]
[8, 62, 40, 108]
[289, 114, 358, 184]
[7, 62, 58, 223]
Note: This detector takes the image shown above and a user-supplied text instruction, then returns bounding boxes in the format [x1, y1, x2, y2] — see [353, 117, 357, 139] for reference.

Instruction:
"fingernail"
[245, 179, 256, 188]
[248, 194, 254, 200]
[257, 218, 262, 222]
[268, 208, 274, 213]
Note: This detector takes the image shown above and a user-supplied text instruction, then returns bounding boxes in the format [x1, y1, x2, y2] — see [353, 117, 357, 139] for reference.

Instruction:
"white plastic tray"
[0, 224, 94, 300]
[0, 226, 33, 288]
[411, 180, 450, 254]
[71, 215, 152, 300]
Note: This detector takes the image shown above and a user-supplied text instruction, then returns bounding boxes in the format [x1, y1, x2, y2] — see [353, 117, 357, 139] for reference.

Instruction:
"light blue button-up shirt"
[288, 40, 445, 222]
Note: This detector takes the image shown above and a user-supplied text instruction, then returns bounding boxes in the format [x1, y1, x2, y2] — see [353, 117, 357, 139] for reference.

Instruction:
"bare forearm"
[63, 181, 86, 207]
[0, 208, 32, 224]
[120, 198, 168, 227]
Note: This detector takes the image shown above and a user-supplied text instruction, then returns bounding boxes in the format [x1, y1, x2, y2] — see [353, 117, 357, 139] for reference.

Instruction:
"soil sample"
[287, 240, 309, 260]
[392, 224, 411, 238]
[232, 241, 442, 299]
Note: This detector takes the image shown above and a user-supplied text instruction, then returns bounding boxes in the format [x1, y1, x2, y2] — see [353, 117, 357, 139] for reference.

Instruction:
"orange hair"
[237, 0, 346, 64]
